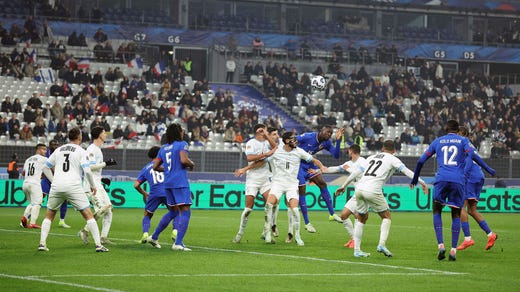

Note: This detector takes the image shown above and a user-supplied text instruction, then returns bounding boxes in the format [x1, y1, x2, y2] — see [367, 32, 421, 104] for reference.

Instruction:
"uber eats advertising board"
[1, 180, 519, 212]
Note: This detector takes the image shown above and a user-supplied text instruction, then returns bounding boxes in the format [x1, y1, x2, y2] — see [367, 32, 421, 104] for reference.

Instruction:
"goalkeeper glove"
[105, 158, 117, 166]
[101, 177, 111, 186]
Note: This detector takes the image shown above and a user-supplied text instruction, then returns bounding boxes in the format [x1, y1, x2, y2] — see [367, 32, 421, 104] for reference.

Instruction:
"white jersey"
[343, 157, 367, 187]
[45, 143, 90, 191]
[356, 152, 406, 193]
[269, 146, 312, 186]
[85, 143, 104, 187]
[22, 154, 48, 185]
[244, 138, 272, 183]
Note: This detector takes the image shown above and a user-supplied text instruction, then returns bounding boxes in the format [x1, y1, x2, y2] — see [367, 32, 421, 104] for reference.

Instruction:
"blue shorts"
[41, 178, 51, 195]
[145, 195, 168, 213]
[433, 181, 464, 208]
[464, 179, 484, 202]
[297, 163, 320, 186]
[165, 187, 192, 206]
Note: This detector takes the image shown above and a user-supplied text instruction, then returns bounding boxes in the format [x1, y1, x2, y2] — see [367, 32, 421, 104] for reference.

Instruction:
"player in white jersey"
[232, 124, 278, 243]
[262, 131, 326, 246]
[320, 144, 367, 248]
[78, 126, 117, 245]
[336, 140, 428, 257]
[20, 143, 53, 228]
[38, 127, 108, 252]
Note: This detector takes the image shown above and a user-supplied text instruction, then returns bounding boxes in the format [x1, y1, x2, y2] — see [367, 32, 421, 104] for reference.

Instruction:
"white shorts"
[269, 182, 298, 203]
[344, 196, 357, 213]
[22, 183, 43, 205]
[355, 188, 389, 214]
[245, 179, 271, 197]
[47, 185, 90, 211]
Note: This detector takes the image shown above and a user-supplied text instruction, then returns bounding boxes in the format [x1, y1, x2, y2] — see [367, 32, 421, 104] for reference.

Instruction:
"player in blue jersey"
[410, 120, 495, 261]
[134, 146, 177, 244]
[296, 125, 344, 235]
[456, 126, 498, 251]
[146, 123, 195, 251]
[40, 139, 71, 228]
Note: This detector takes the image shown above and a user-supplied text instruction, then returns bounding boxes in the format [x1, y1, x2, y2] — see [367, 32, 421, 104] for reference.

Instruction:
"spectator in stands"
[54, 130, 66, 144]
[1, 96, 12, 113]
[104, 67, 115, 81]
[94, 42, 105, 61]
[252, 36, 264, 57]
[19, 123, 33, 141]
[32, 118, 47, 137]
[0, 117, 8, 136]
[39, 20, 53, 44]
[103, 41, 114, 61]
[12, 98, 22, 113]
[183, 56, 192, 76]
[410, 130, 421, 145]
[123, 124, 138, 140]
[1, 31, 16, 46]
[491, 141, 509, 158]
[112, 124, 123, 140]
[225, 56, 236, 83]
[56, 118, 68, 134]
[99, 115, 110, 132]
[8, 113, 20, 140]
[400, 127, 412, 144]
[223, 125, 236, 142]
[68, 31, 79, 46]
[394, 136, 402, 152]
[93, 28, 108, 43]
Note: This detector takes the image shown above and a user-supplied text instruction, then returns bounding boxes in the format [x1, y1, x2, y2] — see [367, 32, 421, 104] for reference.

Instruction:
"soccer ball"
[311, 75, 326, 91]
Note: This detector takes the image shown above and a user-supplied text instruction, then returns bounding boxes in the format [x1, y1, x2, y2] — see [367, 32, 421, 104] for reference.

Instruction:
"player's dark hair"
[148, 146, 160, 159]
[267, 126, 277, 134]
[36, 143, 47, 150]
[459, 126, 469, 137]
[349, 144, 361, 154]
[68, 127, 81, 141]
[383, 140, 395, 151]
[253, 123, 266, 133]
[282, 131, 294, 143]
[165, 123, 183, 143]
[445, 120, 459, 133]
[91, 126, 104, 140]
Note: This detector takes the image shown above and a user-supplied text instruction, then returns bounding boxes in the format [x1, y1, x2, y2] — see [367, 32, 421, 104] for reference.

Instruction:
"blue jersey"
[421, 133, 473, 183]
[157, 141, 190, 189]
[41, 148, 53, 194]
[296, 132, 340, 167]
[464, 143, 484, 183]
[136, 162, 165, 197]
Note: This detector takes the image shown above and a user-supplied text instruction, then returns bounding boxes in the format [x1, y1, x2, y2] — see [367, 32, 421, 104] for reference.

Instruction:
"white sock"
[343, 217, 354, 239]
[60, 219, 65, 223]
[86, 218, 101, 246]
[30, 205, 41, 225]
[238, 207, 252, 235]
[273, 204, 279, 227]
[354, 220, 365, 251]
[290, 207, 301, 238]
[379, 218, 391, 247]
[101, 209, 112, 238]
[287, 209, 293, 234]
[264, 203, 273, 236]
[40, 218, 52, 245]
[23, 205, 32, 218]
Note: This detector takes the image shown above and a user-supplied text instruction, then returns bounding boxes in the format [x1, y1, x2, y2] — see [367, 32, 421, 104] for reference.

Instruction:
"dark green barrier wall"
[2, 180, 519, 212]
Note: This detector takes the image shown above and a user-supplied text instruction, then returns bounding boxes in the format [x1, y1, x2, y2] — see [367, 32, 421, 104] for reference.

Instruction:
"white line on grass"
[0, 273, 123, 292]
[0, 228, 466, 276]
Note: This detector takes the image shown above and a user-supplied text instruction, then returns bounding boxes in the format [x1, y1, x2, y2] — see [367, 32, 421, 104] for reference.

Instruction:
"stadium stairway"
[209, 83, 307, 133]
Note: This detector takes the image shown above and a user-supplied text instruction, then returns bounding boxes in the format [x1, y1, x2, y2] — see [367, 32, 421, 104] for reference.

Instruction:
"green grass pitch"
[0, 208, 519, 291]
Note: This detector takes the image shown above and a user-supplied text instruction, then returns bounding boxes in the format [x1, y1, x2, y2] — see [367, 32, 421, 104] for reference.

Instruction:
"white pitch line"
[35, 272, 450, 278]
[0, 273, 123, 292]
[0, 228, 466, 276]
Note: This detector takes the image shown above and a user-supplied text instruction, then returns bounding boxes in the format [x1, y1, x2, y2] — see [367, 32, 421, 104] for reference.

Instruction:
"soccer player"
[336, 140, 428, 257]
[38, 127, 108, 252]
[297, 126, 344, 233]
[20, 143, 53, 228]
[134, 146, 177, 243]
[232, 124, 278, 243]
[263, 131, 326, 246]
[321, 144, 367, 248]
[147, 123, 195, 251]
[78, 126, 117, 245]
[456, 126, 498, 251]
[410, 120, 495, 261]
[41, 139, 71, 228]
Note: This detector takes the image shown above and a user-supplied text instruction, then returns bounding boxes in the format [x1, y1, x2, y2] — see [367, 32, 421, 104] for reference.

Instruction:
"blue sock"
[433, 213, 443, 245]
[299, 195, 310, 225]
[479, 220, 491, 234]
[175, 209, 191, 246]
[59, 201, 68, 220]
[152, 211, 176, 240]
[142, 216, 151, 233]
[320, 186, 335, 215]
[461, 221, 471, 237]
[451, 217, 461, 249]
